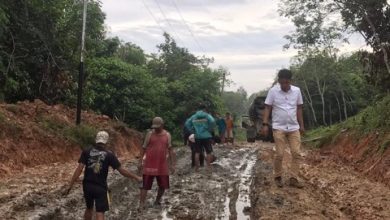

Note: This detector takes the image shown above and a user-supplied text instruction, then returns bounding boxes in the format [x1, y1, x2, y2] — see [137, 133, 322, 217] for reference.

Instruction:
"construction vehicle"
[242, 96, 274, 143]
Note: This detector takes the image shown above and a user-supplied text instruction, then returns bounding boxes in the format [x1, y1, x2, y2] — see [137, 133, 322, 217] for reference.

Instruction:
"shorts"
[83, 183, 109, 212]
[142, 175, 169, 190]
[195, 138, 213, 154]
[225, 129, 234, 139]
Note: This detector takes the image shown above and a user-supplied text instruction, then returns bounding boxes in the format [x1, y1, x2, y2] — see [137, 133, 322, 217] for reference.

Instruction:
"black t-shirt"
[78, 145, 121, 189]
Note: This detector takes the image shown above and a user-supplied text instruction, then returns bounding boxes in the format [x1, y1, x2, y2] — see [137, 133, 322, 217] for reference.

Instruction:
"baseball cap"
[151, 117, 164, 128]
[95, 131, 109, 144]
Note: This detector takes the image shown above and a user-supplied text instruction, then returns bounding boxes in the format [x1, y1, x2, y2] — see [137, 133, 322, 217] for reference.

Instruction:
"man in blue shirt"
[185, 104, 216, 171]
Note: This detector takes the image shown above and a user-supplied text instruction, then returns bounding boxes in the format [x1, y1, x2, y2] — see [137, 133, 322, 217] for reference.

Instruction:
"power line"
[152, 0, 185, 45]
[171, 0, 205, 54]
[140, 0, 166, 34]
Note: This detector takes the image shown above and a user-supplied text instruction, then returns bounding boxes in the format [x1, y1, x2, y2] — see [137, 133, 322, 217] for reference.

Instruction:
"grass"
[303, 125, 342, 148]
[379, 138, 390, 154]
[234, 127, 247, 142]
[304, 95, 390, 151]
[64, 125, 97, 148]
[38, 115, 97, 148]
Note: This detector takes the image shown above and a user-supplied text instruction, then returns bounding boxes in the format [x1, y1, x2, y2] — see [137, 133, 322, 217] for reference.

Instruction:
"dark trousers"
[190, 143, 204, 167]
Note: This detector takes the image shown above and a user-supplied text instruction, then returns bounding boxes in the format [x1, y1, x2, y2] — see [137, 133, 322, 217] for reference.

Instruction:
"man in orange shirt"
[224, 112, 234, 144]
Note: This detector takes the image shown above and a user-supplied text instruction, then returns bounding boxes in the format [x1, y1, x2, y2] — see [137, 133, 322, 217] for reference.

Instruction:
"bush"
[64, 125, 97, 148]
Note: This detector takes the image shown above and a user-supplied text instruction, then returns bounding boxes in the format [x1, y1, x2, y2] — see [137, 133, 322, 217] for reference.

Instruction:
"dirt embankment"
[0, 99, 143, 178]
[310, 132, 390, 186]
[250, 143, 390, 220]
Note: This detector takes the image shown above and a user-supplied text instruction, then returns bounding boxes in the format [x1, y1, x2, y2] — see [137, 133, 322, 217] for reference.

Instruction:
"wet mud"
[1, 142, 390, 220]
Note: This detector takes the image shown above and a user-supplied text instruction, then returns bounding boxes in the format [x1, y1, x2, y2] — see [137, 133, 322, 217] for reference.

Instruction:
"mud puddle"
[2, 142, 390, 220]
[1, 144, 259, 220]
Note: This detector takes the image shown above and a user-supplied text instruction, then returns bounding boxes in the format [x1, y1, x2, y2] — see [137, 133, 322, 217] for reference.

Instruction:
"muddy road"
[1, 142, 390, 219]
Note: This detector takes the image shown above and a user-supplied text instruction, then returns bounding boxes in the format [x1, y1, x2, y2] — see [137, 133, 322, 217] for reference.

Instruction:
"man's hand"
[171, 166, 176, 175]
[299, 127, 305, 135]
[136, 175, 142, 182]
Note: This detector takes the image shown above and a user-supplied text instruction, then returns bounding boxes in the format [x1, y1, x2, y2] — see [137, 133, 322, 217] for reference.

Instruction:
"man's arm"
[167, 132, 176, 174]
[168, 148, 177, 174]
[138, 148, 145, 174]
[184, 117, 194, 133]
[64, 163, 84, 195]
[261, 105, 272, 136]
[117, 167, 142, 182]
[297, 104, 305, 134]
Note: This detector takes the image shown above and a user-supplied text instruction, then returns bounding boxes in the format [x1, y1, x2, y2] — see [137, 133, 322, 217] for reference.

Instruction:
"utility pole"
[76, 0, 87, 125]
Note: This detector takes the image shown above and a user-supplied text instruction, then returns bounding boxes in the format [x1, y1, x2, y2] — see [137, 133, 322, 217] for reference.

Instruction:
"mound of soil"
[309, 132, 390, 186]
[0, 99, 142, 178]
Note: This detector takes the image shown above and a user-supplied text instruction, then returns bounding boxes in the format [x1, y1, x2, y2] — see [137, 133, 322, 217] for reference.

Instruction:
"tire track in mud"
[3, 142, 390, 220]
[6, 144, 259, 220]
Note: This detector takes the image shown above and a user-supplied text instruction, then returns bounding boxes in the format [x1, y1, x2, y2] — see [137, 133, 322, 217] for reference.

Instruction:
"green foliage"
[234, 127, 247, 142]
[37, 115, 95, 147]
[0, 0, 106, 103]
[84, 57, 169, 130]
[343, 95, 390, 133]
[279, 0, 390, 92]
[1, 3, 228, 140]
[221, 87, 248, 118]
[64, 125, 97, 148]
[304, 125, 342, 148]
[379, 139, 390, 154]
[305, 95, 390, 148]
[39, 116, 66, 132]
[291, 51, 375, 128]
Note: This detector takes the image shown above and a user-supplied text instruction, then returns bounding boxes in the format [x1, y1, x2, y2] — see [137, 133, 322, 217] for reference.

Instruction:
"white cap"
[95, 131, 109, 144]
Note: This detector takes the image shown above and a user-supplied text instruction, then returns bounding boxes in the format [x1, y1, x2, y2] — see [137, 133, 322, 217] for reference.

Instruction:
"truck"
[242, 96, 274, 143]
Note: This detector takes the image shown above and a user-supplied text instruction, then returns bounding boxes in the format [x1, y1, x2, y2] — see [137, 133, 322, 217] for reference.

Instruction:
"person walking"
[185, 118, 205, 168]
[224, 112, 234, 145]
[64, 131, 141, 220]
[215, 113, 226, 144]
[139, 117, 176, 210]
[261, 69, 305, 188]
[185, 104, 216, 171]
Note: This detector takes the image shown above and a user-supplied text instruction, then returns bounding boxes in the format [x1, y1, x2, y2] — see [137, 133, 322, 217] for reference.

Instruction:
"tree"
[279, 0, 390, 92]
[0, 0, 106, 103]
[222, 87, 248, 118]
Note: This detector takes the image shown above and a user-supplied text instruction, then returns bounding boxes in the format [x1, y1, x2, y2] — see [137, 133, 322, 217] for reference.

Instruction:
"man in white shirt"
[261, 69, 305, 188]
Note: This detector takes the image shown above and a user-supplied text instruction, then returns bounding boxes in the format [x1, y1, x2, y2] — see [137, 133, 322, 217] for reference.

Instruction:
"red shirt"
[142, 130, 171, 176]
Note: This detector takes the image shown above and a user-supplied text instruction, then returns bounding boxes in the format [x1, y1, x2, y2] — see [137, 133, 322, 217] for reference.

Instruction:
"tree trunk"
[335, 94, 342, 122]
[341, 90, 348, 120]
[302, 79, 318, 125]
[363, 12, 390, 76]
[315, 77, 327, 126]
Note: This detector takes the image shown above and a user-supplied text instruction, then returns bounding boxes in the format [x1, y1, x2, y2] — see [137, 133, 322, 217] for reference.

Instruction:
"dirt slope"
[314, 132, 390, 186]
[0, 99, 142, 178]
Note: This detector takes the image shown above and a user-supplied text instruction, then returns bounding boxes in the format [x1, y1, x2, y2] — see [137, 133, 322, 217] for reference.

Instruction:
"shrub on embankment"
[304, 95, 390, 185]
[0, 100, 142, 178]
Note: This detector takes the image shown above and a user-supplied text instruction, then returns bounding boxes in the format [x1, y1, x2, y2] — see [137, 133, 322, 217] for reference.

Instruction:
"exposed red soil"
[0, 99, 142, 179]
[308, 132, 390, 186]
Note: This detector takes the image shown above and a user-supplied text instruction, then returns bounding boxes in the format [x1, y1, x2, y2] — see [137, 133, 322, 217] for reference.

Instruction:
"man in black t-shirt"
[64, 131, 141, 220]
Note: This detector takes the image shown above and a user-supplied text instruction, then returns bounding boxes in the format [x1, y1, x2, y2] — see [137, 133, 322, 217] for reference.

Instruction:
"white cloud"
[101, 0, 365, 95]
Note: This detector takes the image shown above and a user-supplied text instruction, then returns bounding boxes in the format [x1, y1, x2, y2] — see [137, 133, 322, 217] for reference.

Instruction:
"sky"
[100, 0, 366, 95]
